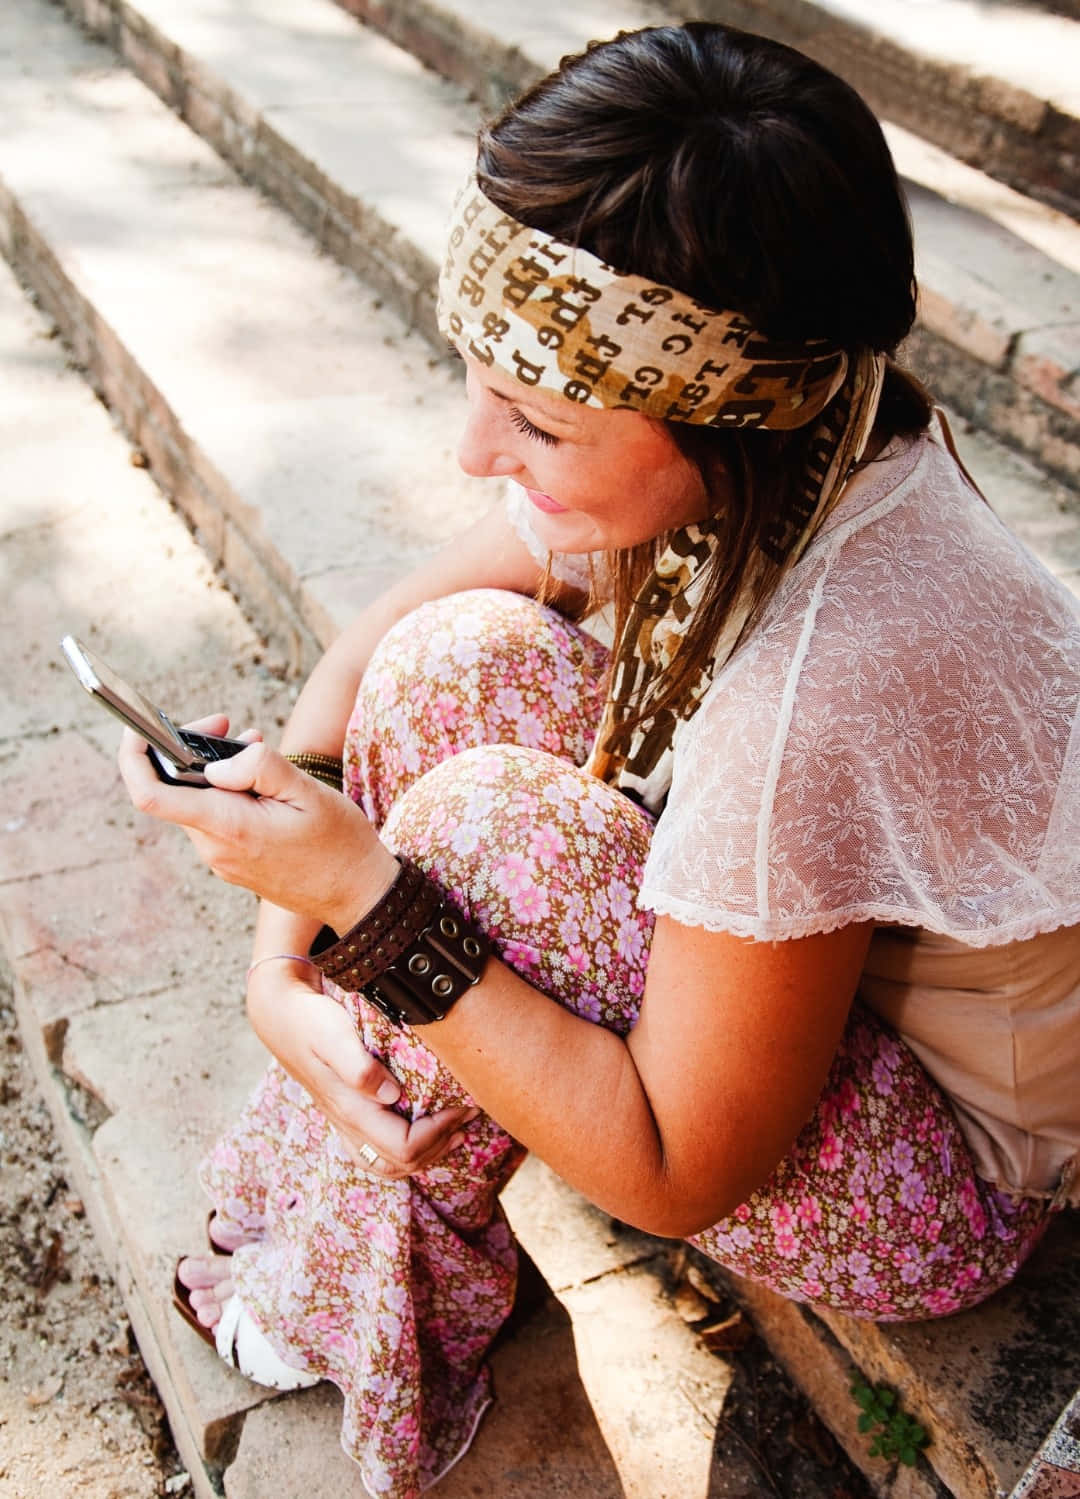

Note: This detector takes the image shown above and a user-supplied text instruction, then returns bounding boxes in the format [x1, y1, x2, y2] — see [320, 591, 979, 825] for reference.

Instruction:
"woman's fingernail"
[448, 1133, 466, 1152]
[463, 1107, 481, 1123]
[376, 1080, 401, 1105]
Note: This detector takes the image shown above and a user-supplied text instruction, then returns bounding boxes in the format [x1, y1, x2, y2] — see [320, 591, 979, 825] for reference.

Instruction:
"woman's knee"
[345, 590, 610, 822]
[382, 744, 654, 1028]
[368, 590, 567, 692]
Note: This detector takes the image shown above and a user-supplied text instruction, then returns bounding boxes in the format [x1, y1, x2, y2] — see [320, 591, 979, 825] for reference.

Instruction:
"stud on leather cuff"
[308, 860, 490, 1026]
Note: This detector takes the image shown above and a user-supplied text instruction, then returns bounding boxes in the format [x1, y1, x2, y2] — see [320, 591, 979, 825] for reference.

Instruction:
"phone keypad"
[179, 731, 246, 764]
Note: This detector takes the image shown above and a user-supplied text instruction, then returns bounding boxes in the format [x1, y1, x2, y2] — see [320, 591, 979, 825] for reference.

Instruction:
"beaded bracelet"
[245, 953, 319, 986]
[308, 861, 490, 1026]
[284, 752, 344, 790]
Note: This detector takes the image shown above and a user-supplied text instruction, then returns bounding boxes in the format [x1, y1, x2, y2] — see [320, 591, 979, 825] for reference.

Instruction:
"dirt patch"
[0, 972, 186, 1499]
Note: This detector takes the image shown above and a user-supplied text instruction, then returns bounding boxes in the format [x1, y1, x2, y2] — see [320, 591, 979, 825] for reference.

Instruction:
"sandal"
[172, 1265, 320, 1392]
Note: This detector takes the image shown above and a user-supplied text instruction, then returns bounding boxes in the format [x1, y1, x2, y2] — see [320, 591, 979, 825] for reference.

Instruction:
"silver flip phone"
[60, 635, 247, 786]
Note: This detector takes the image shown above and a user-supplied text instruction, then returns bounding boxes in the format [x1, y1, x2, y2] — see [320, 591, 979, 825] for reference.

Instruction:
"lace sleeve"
[641, 440, 1080, 947]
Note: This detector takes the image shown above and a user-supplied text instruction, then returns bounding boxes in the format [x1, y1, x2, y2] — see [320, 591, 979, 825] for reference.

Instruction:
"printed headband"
[437, 180, 851, 432]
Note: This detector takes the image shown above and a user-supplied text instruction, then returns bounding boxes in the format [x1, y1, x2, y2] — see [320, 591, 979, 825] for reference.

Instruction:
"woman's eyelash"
[508, 405, 559, 447]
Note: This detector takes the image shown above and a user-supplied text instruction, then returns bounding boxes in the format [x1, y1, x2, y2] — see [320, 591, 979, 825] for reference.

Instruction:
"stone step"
[56, 0, 1080, 496]
[692, 1214, 1080, 1499]
[0, 0, 487, 677]
[1, 1, 1079, 1496]
[335, 0, 1080, 223]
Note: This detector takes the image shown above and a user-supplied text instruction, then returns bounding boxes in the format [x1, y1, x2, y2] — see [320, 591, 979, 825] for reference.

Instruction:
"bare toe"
[177, 1254, 233, 1291]
[208, 1214, 257, 1254]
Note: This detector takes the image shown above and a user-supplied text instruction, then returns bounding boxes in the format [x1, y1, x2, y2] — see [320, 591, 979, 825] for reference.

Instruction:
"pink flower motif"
[449, 822, 482, 857]
[818, 1132, 843, 1171]
[513, 881, 551, 924]
[579, 796, 608, 833]
[565, 890, 587, 921]
[731, 1224, 753, 1249]
[734, 1202, 752, 1222]
[366, 1219, 398, 1256]
[565, 945, 590, 976]
[516, 711, 545, 748]
[796, 1195, 822, 1228]
[898, 1171, 927, 1211]
[393, 1411, 420, 1442]
[214, 1143, 241, 1173]
[774, 1226, 800, 1258]
[892, 1138, 916, 1176]
[607, 879, 634, 921]
[615, 916, 645, 965]
[770, 1201, 796, 1232]
[559, 915, 582, 948]
[494, 685, 525, 720]
[501, 940, 540, 976]
[584, 911, 605, 943]
[871, 1057, 895, 1096]
[926, 1287, 960, 1315]
[576, 992, 602, 1023]
[849, 1197, 871, 1226]
[528, 824, 568, 867]
[956, 1262, 983, 1292]
[432, 692, 461, 729]
[494, 851, 534, 897]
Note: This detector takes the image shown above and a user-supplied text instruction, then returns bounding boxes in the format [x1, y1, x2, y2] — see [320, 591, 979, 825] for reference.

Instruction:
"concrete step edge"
[2, 953, 222, 1499]
[59, 0, 1080, 498]
[692, 1232, 1080, 1499]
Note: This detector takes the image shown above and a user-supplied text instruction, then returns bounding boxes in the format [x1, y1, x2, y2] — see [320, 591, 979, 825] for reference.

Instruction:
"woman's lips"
[526, 488, 567, 514]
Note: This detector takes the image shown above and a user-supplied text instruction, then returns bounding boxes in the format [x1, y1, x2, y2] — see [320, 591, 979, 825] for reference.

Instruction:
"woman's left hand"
[117, 716, 399, 932]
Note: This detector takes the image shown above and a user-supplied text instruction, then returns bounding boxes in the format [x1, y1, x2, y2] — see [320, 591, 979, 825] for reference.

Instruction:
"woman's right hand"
[245, 964, 479, 1178]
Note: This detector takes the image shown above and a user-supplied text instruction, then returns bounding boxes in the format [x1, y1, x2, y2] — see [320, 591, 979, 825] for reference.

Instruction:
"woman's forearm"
[417, 959, 700, 1236]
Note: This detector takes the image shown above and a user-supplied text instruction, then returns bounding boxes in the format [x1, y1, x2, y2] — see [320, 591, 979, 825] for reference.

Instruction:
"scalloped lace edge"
[638, 891, 1080, 950]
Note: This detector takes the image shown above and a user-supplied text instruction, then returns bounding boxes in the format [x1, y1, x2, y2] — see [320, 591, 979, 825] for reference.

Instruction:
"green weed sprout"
[850, 1379, 930, 1467]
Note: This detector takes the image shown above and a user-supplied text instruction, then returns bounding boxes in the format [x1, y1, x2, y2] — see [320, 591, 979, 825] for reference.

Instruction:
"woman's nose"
[456, 402, 523, 479]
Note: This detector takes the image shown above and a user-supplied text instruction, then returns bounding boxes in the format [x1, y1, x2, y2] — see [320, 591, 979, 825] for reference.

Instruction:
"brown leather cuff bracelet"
[308, 861, 490, 1026]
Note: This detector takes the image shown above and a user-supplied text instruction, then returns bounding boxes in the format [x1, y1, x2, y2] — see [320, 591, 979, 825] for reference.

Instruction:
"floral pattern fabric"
[202, 587, 1051, 1499]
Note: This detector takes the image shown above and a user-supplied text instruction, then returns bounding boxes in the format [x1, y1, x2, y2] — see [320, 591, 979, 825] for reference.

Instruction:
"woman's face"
[457, 358, 712, 553]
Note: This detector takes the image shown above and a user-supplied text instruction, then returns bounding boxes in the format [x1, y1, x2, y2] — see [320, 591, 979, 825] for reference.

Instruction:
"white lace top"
[509, 427, 1080, 1199]
[640, 430, 1080, 945]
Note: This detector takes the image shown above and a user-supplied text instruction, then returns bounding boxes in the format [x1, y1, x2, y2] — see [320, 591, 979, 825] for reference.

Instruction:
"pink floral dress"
[201, 588, 1052, 1499]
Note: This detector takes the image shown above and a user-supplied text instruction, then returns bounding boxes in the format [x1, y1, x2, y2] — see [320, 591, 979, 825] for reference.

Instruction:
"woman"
[118, 22, 1080, 1499]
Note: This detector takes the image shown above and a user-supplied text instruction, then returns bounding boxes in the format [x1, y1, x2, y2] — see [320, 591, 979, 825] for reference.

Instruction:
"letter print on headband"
[438, 180, 849, 432]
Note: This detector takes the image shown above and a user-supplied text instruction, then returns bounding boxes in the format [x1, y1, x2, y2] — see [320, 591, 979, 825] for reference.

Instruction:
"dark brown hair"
[477, 23, 931, 742]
